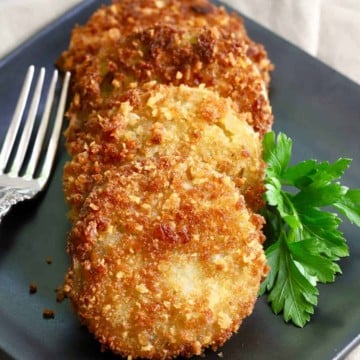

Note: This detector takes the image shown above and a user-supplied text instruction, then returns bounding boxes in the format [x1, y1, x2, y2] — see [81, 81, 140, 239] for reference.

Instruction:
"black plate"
[0, 1, 359, 359]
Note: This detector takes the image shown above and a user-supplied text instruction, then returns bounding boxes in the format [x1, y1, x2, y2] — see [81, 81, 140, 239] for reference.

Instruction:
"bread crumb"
[55, 286, 67, 303]
[46, 256, 53, 265]
[29, 283, 37, 294]
[43, 308, 55, 319]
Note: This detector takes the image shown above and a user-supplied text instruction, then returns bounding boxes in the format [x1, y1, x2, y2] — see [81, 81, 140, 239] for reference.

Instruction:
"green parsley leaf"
[263, 131, 291, 177]
[261, 131, 359, 327]
[289, 239, 341, 283]
[260, 232, 318, 327]
[334, 189, 360, 226]
[295, 207, 348, 259]
[283, 158, 351, 189]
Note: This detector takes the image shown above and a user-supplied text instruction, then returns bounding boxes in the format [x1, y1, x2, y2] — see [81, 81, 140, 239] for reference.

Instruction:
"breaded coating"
[65, 156, 268, 359]
[63, 84, 265, 220]
[60, 1, 272, 357]
[64, 24, 272, 154]
[57, 0, 273, 88]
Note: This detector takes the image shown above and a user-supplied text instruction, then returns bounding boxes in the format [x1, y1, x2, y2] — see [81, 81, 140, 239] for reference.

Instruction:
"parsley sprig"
[260, 132, 360, 327]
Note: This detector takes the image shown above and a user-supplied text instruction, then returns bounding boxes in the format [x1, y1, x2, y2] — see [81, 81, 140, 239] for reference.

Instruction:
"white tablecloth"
[0, 1, 359, 359]
[0, 0, 359, 84]
[223, 0, 360, 85]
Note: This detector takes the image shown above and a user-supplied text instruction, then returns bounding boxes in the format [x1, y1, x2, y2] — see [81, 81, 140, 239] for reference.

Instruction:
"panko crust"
[66, 156, 268, 359]
[63, 84, 266, 221]
[61, 1, 272, 357]
[57, 0, 273, 87]
[64, 24, 272, 151]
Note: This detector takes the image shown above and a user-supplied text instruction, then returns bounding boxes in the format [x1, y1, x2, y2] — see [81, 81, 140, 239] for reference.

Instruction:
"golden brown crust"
[63, 84, 266, 220]
[66, 156, 268, 359]
[64, 24, 272, 152]
[60, 1, 272, 358]
[58, 0, 273, 87]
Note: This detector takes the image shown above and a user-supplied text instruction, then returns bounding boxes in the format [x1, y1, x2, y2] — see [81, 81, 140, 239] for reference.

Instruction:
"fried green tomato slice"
[63, 84, 265, 220]
[65, 156, 268, 359]
[65, 24, 272, 151]
[58, 0, 273, 87]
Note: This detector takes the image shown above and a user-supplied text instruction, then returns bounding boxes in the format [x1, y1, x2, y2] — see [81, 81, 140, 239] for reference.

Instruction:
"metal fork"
[0, 65, 70, 221]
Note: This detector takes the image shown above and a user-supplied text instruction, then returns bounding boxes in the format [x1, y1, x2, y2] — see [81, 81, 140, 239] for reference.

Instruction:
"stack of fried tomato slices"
[58, 0, 274, 358]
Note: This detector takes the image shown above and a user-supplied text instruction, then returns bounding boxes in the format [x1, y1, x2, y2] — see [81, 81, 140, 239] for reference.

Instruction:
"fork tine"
[0, 65, 35, 174]
[38, 71, 71, 185]
[24, 70, 58, 179]
[8, 67, 46, 177]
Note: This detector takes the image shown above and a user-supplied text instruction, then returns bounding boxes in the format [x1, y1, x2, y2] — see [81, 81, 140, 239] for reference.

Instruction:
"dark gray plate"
[0, 1, 359, 359]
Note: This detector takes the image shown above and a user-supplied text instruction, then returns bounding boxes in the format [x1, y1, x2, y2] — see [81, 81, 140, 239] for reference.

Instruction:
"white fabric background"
[0, 0, 359, 358]
[223, 0, 360, 84]
[0, 0, 359, 84]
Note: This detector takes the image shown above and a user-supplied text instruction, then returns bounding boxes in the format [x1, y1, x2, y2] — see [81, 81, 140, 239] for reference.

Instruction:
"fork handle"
[0, 188, 34, 222]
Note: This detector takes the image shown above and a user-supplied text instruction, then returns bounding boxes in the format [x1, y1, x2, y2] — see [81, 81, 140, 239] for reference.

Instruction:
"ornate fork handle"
[0, 187, 38, 221]
[0, 67, 70, 223]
